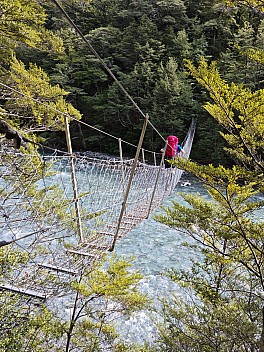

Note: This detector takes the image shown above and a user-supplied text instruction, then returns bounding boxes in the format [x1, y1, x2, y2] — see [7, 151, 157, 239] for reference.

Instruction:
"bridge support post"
[118, 137, 125, 195]
[141, 148, 145, 164]
[109, 114, 149, 252]
[64, 115, 84, 242]
[153, 152, 157, 166]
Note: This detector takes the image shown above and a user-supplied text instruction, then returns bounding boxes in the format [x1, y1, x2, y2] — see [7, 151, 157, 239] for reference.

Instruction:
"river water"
[113, 173, 206, 343]
[113, 172, 264, 344]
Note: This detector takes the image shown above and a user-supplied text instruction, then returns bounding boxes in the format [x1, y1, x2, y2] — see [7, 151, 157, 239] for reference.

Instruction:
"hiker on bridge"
[161, 135, 185, 169]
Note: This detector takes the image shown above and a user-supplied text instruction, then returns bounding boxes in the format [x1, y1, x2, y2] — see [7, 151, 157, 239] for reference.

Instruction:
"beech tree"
[155, 57, 264, 350]
[0, 249, 149, 351]
[0, 0, 63, 63]
[0, 0, 78, 148]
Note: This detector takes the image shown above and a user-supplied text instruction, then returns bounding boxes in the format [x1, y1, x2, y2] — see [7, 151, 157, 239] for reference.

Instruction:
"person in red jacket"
[161, 135, 184, 168]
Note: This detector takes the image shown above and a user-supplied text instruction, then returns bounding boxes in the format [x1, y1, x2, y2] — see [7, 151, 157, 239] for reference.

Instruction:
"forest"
[2, 0, 263, 163]
[0, 0, 264, 351]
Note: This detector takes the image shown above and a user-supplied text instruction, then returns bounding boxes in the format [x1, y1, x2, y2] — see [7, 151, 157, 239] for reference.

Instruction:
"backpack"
[165, 135, 178, 157]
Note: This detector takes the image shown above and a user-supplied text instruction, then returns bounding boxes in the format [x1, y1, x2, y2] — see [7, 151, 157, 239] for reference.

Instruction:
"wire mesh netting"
[0, 122, 195, 302]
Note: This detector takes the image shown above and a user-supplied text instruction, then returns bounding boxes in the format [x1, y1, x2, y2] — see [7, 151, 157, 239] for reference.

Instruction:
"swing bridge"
[0, 118, 195, 301]
[0, 0, 196, 313]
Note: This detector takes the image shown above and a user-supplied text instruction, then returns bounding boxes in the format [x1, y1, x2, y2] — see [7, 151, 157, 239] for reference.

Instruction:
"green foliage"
[222, 0, 264, 14]
[0, 0, 63, 65]
[1, 56, 82, 134]
[152, 57, 194, 133]
[0, 0, 261, 163]
[155, 165, 264, 349]
[0, 0, 78, 150]
[157, 282, 259, 351]
[186, 58, 264, 170]
[64, 255, 148, 351]
[43, 0, 210, 154]
[0, 254, 148, 351]
[0, 0, 46, 50]
[72, 255, 148, 311]
[155, 54, 264, 349]
[0, 247, 30, 274]
[0, 298, 64, 352]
